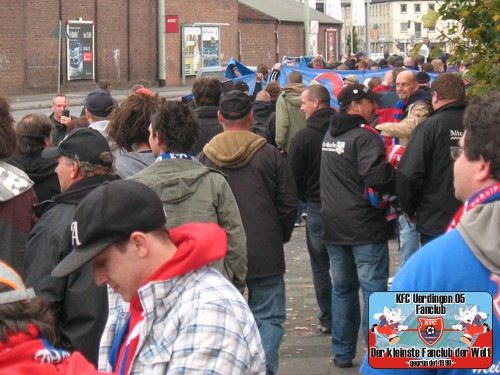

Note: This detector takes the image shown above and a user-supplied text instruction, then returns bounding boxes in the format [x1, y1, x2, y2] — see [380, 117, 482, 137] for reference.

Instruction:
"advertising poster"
[184, 26, 202, 76]
[368, 292, 493, 370]
[202, 27, 220, 67]
[66, 20, 94, 81]
[326, 29, 338, 60]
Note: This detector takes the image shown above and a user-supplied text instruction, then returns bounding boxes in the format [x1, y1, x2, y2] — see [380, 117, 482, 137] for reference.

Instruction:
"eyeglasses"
[450, 146, 464, 161]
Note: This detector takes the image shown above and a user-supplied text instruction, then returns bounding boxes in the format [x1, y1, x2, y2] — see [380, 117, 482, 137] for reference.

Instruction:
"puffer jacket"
[0, 161, 37, 273]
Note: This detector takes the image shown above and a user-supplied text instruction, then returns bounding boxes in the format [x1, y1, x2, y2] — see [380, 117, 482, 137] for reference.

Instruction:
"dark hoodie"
[10, 152, 60, 202]
[320, 114, 396, 245]
[288, 107, 336, 203]
[199, 131, 297, 279]
[191, 106, 223, 156]
[252, 101, 276, 146]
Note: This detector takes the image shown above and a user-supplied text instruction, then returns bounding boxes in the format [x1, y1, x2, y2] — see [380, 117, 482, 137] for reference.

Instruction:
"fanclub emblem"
[418, 317, 444, 346]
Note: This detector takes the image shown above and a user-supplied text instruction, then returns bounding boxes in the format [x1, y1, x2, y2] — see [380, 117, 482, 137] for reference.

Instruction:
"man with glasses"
[396, 73, 467, 246]
[361, 90, 500, 375]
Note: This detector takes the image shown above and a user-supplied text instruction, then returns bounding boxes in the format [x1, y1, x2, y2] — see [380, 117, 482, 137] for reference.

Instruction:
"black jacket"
[252, 101, 277, 146]
[320, 114, 395, 244]
[23, 174, 118, 365]
[397, 100, 467, 237]
[191, 106, 223, 155]
[288, 107, 336, 203]
[9, 152, 60, 202]
[199, 131, 297, 279]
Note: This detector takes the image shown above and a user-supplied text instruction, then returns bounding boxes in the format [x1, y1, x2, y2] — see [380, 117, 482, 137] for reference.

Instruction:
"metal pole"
[157, 0, 166, 87]
[304, 0, 310, 55]
[58, 20, 62, 93]
[365, 0, 370, 56]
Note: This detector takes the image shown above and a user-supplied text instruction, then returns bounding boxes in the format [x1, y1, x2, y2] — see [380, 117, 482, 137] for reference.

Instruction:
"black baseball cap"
[417, 71, 431, 84]
[337, 84, 382, 106]
[219, 90, 252, 120]
[234, 80, 250, 93]
[42, 128, 112, 167]
[51, 180, 167, 278]
[85, 89, 114, 117]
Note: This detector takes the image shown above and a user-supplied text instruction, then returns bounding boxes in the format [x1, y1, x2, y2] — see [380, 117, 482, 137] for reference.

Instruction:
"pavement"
[7, 86, 401, 375]
[280, 224, 400, 375]
[8, 85, 191, 112]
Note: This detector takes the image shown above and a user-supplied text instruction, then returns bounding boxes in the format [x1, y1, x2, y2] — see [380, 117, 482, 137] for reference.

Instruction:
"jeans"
[247, 274, 286, 375]
[398, 214, 420, 268]
[305, 202, 332, 328]
[326, 243, 389, 363]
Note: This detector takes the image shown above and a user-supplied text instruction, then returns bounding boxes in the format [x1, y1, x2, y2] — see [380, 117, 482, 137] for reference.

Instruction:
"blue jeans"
[326, 243, 389, 363]
[247, 274, 286, 375]
[305, 202, 332, 328]
[398, 214, 420, 268]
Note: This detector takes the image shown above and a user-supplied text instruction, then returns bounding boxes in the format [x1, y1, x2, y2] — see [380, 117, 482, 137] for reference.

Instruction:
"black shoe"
[332, 357, 353, 368]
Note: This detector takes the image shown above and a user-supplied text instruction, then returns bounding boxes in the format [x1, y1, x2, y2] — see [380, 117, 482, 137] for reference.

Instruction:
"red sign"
[166, 15, 178, 33]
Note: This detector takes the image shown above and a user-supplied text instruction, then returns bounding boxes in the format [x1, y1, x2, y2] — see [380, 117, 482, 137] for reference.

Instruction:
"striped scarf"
[447, 183, 500, 232]
[393, 99, 406, 122]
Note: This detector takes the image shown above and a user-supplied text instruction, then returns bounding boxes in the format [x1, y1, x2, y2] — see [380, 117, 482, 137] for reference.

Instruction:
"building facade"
[340, 0, 461, 56]
[0, 0, 341, 96]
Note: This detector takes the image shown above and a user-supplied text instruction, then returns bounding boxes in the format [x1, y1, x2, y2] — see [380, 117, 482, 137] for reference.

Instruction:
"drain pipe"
[158, 0, 166, 87]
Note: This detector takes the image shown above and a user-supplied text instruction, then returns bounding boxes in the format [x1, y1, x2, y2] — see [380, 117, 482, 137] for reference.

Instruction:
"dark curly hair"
[108, 93, 162, 151]
[15, 114, 54, 154]
[192, 76, 222, 107]
[150, 101, 200, 153]
[0, 96, 16, 159]
[0, 284, 58, 345]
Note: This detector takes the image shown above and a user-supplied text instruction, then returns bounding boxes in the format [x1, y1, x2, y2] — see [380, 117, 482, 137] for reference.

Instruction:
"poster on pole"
[325, 0, 342, 21]
[352, 0, 365, 26]
[66, 20, 94, 81]
[183, 26, 202, 75]
[326, 29, 339, 60]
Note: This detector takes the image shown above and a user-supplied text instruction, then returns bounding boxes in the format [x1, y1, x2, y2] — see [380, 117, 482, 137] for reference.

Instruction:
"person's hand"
[256, 72, 263, 83]
[273, 62, 282, 71]
[60, 115, 71, 125]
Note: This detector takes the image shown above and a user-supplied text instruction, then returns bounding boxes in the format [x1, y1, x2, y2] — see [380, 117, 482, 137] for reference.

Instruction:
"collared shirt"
[99, 267, 266, 374]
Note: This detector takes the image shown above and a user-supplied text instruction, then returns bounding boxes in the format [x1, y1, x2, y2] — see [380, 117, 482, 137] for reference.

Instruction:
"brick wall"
[279, 22, 305, 59]
[239, 20, 277, 68]
[0, 3, 26, 95]
[165, 0, 239, 86]
[0, 1, 340, 95]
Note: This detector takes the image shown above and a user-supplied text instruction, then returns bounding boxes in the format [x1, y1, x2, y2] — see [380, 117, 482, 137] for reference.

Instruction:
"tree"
[420, 0, 500, 96]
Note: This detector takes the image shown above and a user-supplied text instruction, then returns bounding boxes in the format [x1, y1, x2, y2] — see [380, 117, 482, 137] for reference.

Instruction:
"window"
[401, 4, 407, 13]
[415, 22, 422, 37]
[415, 4, 421, 13]
[401, 22, 409, 32]
[429, 4, 435, 11]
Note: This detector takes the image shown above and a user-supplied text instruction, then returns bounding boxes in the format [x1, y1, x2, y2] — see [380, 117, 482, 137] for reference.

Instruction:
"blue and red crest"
[418, 317, 444, 346]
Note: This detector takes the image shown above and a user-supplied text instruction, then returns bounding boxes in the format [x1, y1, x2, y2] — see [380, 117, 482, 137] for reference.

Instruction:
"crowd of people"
[0, 53, 498, 375]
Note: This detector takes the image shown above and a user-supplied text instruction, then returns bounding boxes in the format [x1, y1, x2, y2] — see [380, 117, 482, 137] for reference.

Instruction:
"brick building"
[0, 0, 341, 95]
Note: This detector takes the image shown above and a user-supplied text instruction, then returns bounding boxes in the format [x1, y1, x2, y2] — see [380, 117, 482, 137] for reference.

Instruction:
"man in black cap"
[51, 180, 266, 374]
[198, 90, 297, 375]
[320, 84, 395, 368]
[234, 80, 250, 95]
[85, 88, 116, 147]
[23, 128, 118, 366]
